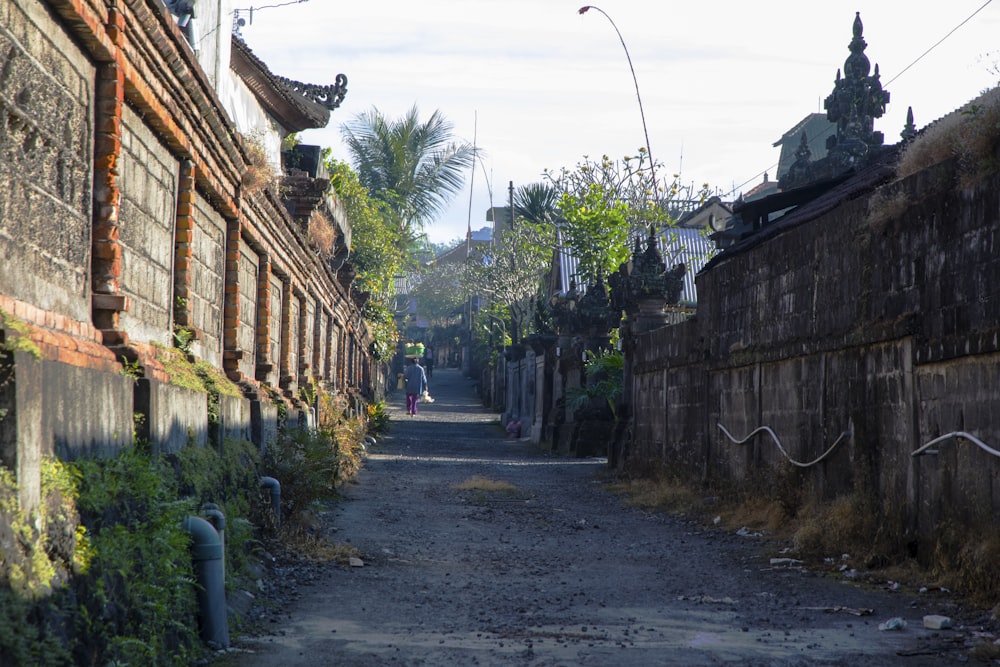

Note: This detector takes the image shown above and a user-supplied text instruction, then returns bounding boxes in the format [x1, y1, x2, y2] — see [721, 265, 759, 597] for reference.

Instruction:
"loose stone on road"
[221, 368, 961, 666]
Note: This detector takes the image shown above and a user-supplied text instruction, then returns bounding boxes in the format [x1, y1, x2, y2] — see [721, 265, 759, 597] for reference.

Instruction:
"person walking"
[403, 357, 428, 416]
[423, 346, 435, 378]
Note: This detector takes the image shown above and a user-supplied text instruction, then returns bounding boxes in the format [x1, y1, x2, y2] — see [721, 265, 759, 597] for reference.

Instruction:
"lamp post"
[578, 5, 658, 202]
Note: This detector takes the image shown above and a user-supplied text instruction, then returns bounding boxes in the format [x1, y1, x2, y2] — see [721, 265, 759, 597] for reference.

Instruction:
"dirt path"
[217, 368, 975, 666]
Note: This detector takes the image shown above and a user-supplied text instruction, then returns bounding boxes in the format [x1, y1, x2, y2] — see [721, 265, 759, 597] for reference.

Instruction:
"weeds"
[896, 86, 1000, 187]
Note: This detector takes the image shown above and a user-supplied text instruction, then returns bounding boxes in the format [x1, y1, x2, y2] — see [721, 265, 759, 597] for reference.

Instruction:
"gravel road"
[215, 367, 984, 666]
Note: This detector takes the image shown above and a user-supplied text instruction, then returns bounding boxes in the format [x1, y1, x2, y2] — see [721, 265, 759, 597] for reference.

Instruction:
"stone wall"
[119, 103, 178, 346]
[630, 157, 1000, 548]
[0, 0, 380, 509]
[0, 0, 95, 322]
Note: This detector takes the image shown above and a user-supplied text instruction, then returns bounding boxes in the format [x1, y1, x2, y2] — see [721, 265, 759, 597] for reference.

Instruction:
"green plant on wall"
[72, 448, 200, 666]
[0, 309, 41, 360]
[0, 458, 89, 666]
[564, 349, 624, 420]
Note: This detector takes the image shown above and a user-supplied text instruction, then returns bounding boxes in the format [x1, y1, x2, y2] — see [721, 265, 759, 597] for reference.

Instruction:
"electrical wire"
[727, 0, 994, 198]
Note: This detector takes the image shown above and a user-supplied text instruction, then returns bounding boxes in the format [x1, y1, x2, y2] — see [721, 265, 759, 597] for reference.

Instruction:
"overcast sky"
[237, 0, 1000, 245]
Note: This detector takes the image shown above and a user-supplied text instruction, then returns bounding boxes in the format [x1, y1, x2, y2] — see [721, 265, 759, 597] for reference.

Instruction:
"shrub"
[72, 448, 200, 666]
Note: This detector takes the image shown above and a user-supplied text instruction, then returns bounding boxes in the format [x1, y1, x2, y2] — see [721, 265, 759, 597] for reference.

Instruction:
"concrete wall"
[629, 157, 1000, 547]
[136, 378, 209, 455]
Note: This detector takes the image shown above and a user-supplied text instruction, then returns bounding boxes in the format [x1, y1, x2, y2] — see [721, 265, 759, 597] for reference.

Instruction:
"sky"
[236, 0, 1000, 245]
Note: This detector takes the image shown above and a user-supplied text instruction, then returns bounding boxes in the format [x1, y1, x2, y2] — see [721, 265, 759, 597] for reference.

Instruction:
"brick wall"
[0, 0, 380, 505]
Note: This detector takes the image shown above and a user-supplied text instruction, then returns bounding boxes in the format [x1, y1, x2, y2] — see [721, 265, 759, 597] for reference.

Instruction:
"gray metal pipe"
[202, 504, 226, 582]
[183, 515, 229, 648]
[260, 476, 281, 530]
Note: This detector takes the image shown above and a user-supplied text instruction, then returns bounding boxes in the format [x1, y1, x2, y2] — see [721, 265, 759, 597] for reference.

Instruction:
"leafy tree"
[465, 221, 555, 344]
[544, 151, 711, 286]
[545, 151, 672, 238]
[513, 182, 560, 225]
[555, 183, 631, 286]
[408, 262, 470, 325]
[340, 105, 475, 245]
[326, 158, 402, 359]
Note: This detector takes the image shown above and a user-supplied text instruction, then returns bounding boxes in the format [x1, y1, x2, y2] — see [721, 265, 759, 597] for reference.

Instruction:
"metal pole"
[578, 6, 658, 201]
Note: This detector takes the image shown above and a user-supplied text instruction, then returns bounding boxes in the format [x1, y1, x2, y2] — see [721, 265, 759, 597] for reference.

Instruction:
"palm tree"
[513, 182, 560, 225]
[341, 105, 475, 244]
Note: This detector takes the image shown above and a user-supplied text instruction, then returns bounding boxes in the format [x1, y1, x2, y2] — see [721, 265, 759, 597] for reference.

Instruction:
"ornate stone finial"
[276, 73, 349, 110]
[901, 106, 917, 142]
[549, 279, 580, 335]
[823, 12, 889, 169]
[611, 229, 687, 330]
[573, 274, 620, 338]
[786, 132, 813, 183]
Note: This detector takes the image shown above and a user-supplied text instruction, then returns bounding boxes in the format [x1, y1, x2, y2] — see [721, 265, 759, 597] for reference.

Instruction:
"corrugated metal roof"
[555, 226, 716, 306]
[659, 227, 715, 306]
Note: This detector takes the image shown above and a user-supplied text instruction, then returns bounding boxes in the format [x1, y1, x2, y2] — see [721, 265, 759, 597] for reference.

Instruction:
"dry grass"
[932, 528, 1000, 608]
[897, 86, 1000, 186]
[280, 523, 361, 565]
[865, 187, 910, 228]
[453, 475, 518, 493]
[308, 210, 336, 256]
[241, 132, 277, 193]
[606, 477, 703, 515]
[792, 495, 876, 559]
[611, 465, 1000, 608]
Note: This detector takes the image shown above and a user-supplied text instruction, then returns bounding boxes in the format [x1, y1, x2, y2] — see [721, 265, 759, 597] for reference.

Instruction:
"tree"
[555, 183, 631, 286]
[544, 151, 711, 286]
[408, 262, 469, 325]
[326, 158, 403, 360]
[545, 151, 671, 239]
[465, 221, 555, 344]
[340, 105, 475, 245]
[513, 182, 560, 225]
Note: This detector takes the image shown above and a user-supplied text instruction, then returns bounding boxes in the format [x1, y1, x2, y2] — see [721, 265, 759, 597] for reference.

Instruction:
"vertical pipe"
[260, 476, 281, 530]
[183, 516, 229, 648]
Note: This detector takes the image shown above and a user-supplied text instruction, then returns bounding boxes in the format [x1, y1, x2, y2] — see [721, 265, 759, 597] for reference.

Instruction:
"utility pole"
[508, 181, 514, 229]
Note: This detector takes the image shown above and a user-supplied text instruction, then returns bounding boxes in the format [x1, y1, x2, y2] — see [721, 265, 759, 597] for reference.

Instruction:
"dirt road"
[218, 368, 976, 666]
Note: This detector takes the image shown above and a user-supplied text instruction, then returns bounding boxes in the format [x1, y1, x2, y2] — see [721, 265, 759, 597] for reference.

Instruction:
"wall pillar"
[223, 217, 243, 380]
[173, 160, 196, 331]
[254, 254, 273, 384]
[91, 9, 128, 346]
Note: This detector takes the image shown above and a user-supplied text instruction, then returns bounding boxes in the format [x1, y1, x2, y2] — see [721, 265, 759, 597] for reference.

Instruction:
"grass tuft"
[453, 476, 518, 493]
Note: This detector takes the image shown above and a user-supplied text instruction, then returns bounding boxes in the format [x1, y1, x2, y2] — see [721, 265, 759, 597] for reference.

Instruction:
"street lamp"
[578, 5, 658, 201]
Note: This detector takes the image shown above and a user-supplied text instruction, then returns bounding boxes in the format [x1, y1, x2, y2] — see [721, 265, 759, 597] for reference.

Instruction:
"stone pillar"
[255, 254, 274, 383]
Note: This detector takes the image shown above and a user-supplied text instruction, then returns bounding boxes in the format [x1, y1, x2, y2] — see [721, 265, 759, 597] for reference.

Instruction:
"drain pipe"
[202, 503, 226, 581]
[183, 515, 229, 648]
[260, 476, 281, 530]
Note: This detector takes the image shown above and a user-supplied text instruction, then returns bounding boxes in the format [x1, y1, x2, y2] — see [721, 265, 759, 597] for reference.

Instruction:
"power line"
[884, 0, 993, 87]
[727, 0, 993, 199]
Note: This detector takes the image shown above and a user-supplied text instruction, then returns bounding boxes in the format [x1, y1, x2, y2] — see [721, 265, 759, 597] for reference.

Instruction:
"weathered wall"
[0, 0, 380, 506]
[46, 360, 135, 461]
[119, 103, 178, 346]
[188, 191, 228, 366]
[0, 0, 94, 322]
[630, 157, 1000, 546]
[136, 378, 209, 454]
